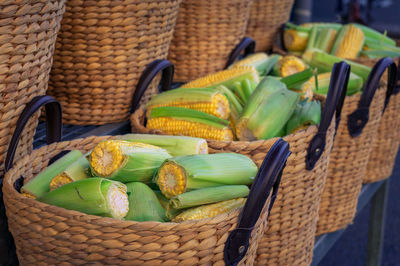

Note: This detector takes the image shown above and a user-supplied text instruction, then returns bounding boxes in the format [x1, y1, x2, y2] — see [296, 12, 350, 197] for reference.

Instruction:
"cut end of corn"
[181, 66, 259, 89]
[172, 198, 246, 222]
[284, 29, 308, 51]
[197, 140, 208, 154]
[157, 161, 187, 199]
[235, 118, 256, 141]
[278, 56, 307, 77]
[146, 117, 234, 141]
[107, 183, 129, 219]
[49, 173, 73, 191]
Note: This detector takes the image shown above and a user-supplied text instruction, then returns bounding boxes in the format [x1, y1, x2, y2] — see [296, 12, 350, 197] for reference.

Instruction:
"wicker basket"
[246, 0, 294, 52]
[3, 108, 290, 264]
[168, 0, 253, 82]
[316, 58, 397, 235]
[130, 62, 350, 265]
[47, 0, 181, 125]
[363, 58, 400, 183]
[0, 0, 65, 176]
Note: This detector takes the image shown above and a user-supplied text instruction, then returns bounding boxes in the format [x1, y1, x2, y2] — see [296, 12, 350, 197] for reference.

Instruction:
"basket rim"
[2, 135, 245, 228]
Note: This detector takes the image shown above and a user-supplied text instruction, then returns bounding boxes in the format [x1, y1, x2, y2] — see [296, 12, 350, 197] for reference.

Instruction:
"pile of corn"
[284, 22, 400, 59]
[22, 135, 259, 222]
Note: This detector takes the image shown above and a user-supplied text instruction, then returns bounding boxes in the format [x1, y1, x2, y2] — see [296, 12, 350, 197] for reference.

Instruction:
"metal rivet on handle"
[239, 245, 245, 254]
[315, 148, 321, 154]
[357, 119, 362, 126]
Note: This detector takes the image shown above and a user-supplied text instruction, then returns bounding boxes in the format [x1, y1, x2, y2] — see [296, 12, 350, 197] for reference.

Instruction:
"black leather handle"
[306, 61, 350, 170]
[348, 57, 397, 137]
[224, 139, 291, 266]
[278, 23, 288, 52]
[4, 96, 62, 173]
[130, 59, 174, 113]
[225, 37, 256, 69]
[395, 57, 400, 94]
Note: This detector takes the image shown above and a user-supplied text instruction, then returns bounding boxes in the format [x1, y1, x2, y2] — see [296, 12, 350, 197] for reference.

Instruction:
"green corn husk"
[49, 154, 91, 191]
[237, 77, 300, 140]
[154, 190, 181, 220]
[231, 53, 280, 76]
[306, 26, 319, 51]
[125, 182, 167, 222]
[154, 153, 257, 199]
[287, 22, 342, 32]
[280, 68, 315, 88]
[360, 49, 400, 59]
[314, 28, 337, 52]
[303, 48, 371, 82]
[216, 85, 244, 122]
[38, 178, 129, 219]
[169, 185, 249, 210]
[89, 140, 171, 183]
[117, 134, 208, 156]
[351, 23, 396, 47]
[285, 100, 321, 135]
[21, 150, 83, 199]
[312, 72, 364, 96]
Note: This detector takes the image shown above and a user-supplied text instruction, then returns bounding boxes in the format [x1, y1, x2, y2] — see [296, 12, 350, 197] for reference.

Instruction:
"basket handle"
[4, 96, 62, 173]
[225, 37, 256, 69]
[130, 59, 174, 113]
[394, 57, 400, 94]
[278, 23, 288, 52]
[348, 57, 397, 137]
[306, 61, 350, 170]
[223, 138, 290, 266]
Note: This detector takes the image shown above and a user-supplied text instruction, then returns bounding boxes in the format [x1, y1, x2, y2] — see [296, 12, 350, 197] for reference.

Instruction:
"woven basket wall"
[0, 0, 66, 176]
[47, 0, 181, 125]
[317, 85, 386, 235]
[3, 135, 273, 265]
[246, 0, 294, 52]
[167, 0, 253, 82]
[130, 107, 335, 265]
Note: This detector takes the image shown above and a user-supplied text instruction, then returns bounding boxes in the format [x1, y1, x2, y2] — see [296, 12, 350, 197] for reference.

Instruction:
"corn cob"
[49, 155, 90, 191]
[273, 56, 307, 77]
[145, 88, 230, 119]
[117, 134, 208, 156]
[236, 77, 300, 140]
[155, 153, 257, 199]
[125, 182, 167, 222]
[280, 68, 315, 100]
[314, 28, 337, 52]
[230, 53, 279, 76]
[311, 72, 363, 96]
[284, 29, 309, 52]
[215, 85, 243, 124]
[88, 140, 171, 183]
[181, 66, 260, 104]
[172, 198, 246, 222]
[285, 100, 321, 135]
[146, 106, 234, 141]
[21, 150, 83, 199]
[303, 48, 371, 82]
[169, 185, 249, 210]
[38, 178, 129, 220]
[330, 25, 365, 59]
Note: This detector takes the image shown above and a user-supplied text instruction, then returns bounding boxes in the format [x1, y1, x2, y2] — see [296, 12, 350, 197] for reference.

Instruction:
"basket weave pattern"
[246, 0, 294, 52]
[167, 0, 253, 82]
[47, 0, 181, 125]
[364, 92, 400, 183]
[317, 86, 386, 235]
[4, 135, 270, 265]
[130, 107, 335, 265]
[0, 0, 66, 175]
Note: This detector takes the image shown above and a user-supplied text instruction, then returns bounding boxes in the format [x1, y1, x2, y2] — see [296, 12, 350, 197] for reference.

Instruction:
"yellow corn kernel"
[157, 162, 186, 199]
[22, 192, 36, 199]
[232, 53, 269, 67]
[181, 66, 259, 89]
[146, 117, 234, 141]
[172, 198, 246, 222]
[49, 173, 73, 191]
[147, 93, 230, 120]
[334, 25, 364, 59]
[278, 56, 307, 77]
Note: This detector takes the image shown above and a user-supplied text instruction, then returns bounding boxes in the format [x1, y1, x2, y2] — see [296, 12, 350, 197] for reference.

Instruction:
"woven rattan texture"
[3, 135, 271, 265]
[364, 92, 400, 183]
[130, 106, 335, 265]
[0, 0, 65, 175]
[167, 0, 252, 82]
[246, 0, 294, 52]
[47, 0, 181, 125]
[317, 85, 386, 235]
